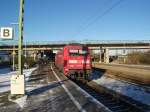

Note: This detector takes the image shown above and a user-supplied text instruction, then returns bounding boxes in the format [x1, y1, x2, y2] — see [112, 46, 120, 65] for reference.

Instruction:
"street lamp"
[11, 23, 19, 71]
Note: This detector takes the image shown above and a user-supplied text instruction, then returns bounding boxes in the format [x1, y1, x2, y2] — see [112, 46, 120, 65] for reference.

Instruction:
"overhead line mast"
[10, 0, 25, 95]
[18, 0, 24, 75]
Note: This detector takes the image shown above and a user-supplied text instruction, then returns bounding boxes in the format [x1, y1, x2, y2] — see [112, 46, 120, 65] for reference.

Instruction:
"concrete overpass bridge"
[0, 40, 150, 63]
[0, 40, 150, 50]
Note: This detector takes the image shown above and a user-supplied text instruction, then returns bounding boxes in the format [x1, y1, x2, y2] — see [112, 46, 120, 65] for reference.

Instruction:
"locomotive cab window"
[79, 50, 87, 55]
[69, 49, 88, 56]
[69, 49, 79, 56]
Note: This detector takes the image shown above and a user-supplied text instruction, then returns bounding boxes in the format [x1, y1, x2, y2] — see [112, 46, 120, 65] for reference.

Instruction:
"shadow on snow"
[27, 79, 68, 96]
[89, 68, 106, 80]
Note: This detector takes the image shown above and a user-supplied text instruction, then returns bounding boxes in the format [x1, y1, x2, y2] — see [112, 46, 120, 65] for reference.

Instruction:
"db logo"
[0, 27, 13, 40]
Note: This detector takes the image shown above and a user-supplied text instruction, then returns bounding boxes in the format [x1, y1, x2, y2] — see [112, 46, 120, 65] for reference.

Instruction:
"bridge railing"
[0, 40, 150, 46]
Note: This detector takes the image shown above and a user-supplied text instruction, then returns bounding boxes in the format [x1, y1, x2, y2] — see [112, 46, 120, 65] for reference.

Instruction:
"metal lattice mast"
[18, 0, 24, 75]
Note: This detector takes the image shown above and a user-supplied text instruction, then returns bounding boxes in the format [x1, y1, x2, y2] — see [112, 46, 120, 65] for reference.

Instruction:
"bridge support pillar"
[33, 52, 36, 61]
[104, 48, 109, 63]
[99, 47, 102, 63]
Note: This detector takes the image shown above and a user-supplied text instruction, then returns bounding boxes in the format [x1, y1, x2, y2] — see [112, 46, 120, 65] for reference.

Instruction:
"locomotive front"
[63, 45, 92, 79]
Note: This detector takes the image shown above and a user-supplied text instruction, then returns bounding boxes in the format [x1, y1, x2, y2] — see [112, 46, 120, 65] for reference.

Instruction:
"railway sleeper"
[71, 74, 147, 112]
[109, 105, 127, 109]
[116, 108, 130, 112]
[104, 102, 124, 107]
[86, 81, 149, 112]
[103, 102, 120, 105]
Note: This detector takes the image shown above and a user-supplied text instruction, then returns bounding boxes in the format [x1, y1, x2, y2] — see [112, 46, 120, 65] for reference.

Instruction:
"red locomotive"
[55, 44, 92, 79]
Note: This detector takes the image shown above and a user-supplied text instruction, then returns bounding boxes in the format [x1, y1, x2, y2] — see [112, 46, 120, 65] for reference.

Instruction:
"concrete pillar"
[33, 51, 37, 61]
[104, 48, 109, 63]
[41, 50, 44, 58]
[38, 50, 42, 59]
[99, 47, 102, 63]
[12, 50, 16, 71]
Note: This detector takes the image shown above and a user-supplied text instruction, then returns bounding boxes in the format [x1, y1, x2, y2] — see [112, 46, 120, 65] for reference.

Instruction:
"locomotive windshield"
[79, 50, 87, 54]
[69, 49, 88, 56]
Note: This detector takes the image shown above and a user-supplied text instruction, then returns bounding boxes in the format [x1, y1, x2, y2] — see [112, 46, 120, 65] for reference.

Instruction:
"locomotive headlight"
[69, 60, 77, 63]
[86, 60, 90, 63]
[81, 60, 90, 64]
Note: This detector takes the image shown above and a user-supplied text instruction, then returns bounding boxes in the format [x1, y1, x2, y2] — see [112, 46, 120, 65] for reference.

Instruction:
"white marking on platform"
[14, 95, 27, 108]
[8, 95, 27, 108]
[0, 95, 5, 98]
[51, 65, 86, 112]
[69, 80, 112, 112]
[0, 103, 4, 106]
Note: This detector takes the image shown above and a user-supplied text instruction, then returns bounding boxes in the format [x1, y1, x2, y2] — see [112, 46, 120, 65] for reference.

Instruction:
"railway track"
[105, 73, 150, 90]
[52, 63, 148, 112]
[93, 68, 150, 88]
[73, 80, 145, 112]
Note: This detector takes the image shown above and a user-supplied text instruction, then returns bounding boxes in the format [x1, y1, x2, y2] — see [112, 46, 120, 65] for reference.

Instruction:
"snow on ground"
[0, 67, 37, 93]
[93, 76, 150, 106]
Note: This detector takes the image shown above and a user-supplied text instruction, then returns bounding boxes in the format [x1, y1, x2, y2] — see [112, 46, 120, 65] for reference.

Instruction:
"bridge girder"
[0, 42, 150, 51]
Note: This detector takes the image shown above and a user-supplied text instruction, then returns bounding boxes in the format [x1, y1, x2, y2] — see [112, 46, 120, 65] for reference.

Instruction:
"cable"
[74, 0, 112, 34]
[73, 0, 124, 38]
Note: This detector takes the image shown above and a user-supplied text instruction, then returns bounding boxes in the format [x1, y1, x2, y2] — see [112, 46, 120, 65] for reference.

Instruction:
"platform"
[93, 63, 150, 85]
[0, 64, 111, 112]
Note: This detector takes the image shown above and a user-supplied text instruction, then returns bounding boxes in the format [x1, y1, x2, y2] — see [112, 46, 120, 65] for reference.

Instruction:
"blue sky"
[0, 0, 150, 42]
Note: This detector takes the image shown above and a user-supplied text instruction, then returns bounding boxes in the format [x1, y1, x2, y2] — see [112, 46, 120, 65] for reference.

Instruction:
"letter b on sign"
[0, 27, 13, 40]
[3, 29, 10, 37]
